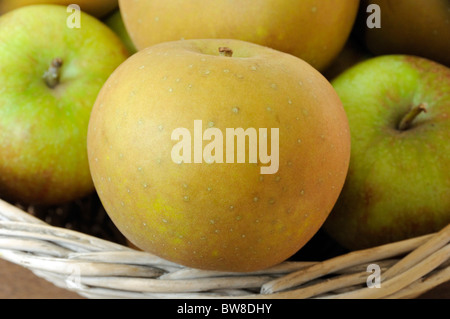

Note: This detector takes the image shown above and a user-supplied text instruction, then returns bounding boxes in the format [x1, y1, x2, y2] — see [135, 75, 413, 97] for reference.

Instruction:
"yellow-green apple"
[0, 5, 128, 205]
[104, 9, 137, 55]
[87, 38, 351, 272]
[0, 0, 118, 17]
[359, 0, 450, 67]
[118, 0, 360, 72]
[324, 55, 450, 250]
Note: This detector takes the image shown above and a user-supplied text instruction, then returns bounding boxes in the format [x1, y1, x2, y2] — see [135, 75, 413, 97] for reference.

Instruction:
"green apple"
[0, 0, 118, 18]
[324, 55, 450, 250]
[0, 5, 129, 206]
[104, 9, 137, 55]
[87, 39, 351, 272]
[118, 0, 360, 72]
[359, 0, 450, 67]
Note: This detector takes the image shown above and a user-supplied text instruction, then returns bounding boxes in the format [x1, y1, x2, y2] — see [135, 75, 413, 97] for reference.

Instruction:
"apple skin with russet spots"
[118, 0, 360, 71]
[87, 39, 351, 272]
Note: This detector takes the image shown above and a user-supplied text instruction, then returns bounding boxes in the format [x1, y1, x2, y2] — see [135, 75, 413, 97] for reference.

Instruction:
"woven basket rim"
[0, 197, 449, 299]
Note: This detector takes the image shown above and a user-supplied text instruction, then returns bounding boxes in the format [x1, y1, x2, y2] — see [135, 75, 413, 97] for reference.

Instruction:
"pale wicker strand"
[0, 199, 46, 224]
[30, 270, 237, 299]
[77, 274, 273, 294]
[0, 249, 164, 278]
[0, 196, 448, 299]
[320, 243, 450, 299]
[67, 252, 316, 279]
[381, 223, 450, 281]
[336, 258, 398, 275]
[261, 233, 434, 294]
[236, 271, 369, 299]
[31, 269, 259, 299]
[159, 261, 316, 280]
[74, 287, 250, 299]
[0, 237, 71, 257]
[284, 271, 369, 299]
[240, 260, 395, 299]
[68, 250, 184, 270]
[384, 265, 450, 299]
[0, 220, 130, 252]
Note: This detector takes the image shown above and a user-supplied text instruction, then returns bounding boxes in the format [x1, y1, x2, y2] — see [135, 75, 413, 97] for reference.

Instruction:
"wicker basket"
[0, 196, 449, 299]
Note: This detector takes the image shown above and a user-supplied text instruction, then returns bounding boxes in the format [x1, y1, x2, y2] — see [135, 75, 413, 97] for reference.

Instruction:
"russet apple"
[324, 55, 450, 250]
[359, 0, 450, 67]
[0, 5, 128, 205]
[0, 0, 118, 17]
[118, 0, 360, 71]
[87, 39, 351, 272]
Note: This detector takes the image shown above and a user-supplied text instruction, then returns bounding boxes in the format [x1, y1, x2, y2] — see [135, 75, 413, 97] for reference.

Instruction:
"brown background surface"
[1, 258, 449, 299]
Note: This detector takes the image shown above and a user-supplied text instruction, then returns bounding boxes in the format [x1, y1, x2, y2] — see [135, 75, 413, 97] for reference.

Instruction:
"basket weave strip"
[384, 266, 450, 299]
[260, 233, 435, 294]
[0, 198, 449, 299]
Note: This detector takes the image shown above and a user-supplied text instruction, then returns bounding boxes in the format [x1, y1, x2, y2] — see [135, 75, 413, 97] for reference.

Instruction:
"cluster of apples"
[0, 0, 448, 272]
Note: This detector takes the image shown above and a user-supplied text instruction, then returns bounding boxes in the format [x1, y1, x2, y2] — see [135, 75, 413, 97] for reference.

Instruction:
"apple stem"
[398, 103, 427, 131]
[219, 47, 233, 57]
[43, 58, 63, 88]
